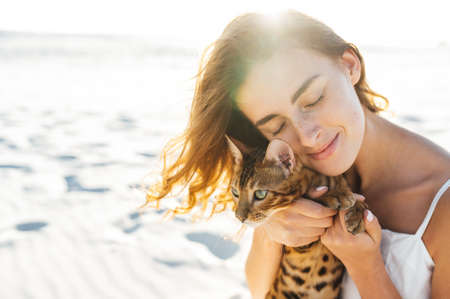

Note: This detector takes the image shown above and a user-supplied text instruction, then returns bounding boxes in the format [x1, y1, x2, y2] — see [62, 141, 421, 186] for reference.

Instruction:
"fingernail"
[366, 210, 374, 222]
[315, 186, 327, 192]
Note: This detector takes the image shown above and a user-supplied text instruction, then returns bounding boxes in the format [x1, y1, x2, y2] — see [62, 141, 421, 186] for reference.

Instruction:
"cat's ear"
[264, 139, 295, 177]
[224, 135, 243, 165]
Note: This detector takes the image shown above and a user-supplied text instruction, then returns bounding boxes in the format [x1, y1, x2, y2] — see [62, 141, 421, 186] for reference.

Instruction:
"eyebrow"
[255, 74, 321, 127]
[291, 74, 321, 104]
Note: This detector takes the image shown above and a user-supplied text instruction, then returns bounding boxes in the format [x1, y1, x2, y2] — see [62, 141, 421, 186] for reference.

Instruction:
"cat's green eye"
[254, 190, 268, 200]
[231, 188, 239, 198]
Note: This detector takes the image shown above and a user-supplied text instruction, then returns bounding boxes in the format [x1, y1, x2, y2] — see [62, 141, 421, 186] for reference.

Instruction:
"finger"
[286, 236, 320, 247]
[290, 226, 326, 238]
[262, 219, 326, 240]
[307, 185, 328, 198]
[353, 193, 366, 201]
[338, 209, 350, 234]
[307, 215, 334, 228]
[364, 209, 382, 244]
[291, 198, 337, 218]
[320, 221, 335, 245]
[281, 212, 334, 228]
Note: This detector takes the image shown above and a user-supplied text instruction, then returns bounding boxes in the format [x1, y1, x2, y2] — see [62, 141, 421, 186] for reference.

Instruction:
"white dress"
[341, 179, 450, 299]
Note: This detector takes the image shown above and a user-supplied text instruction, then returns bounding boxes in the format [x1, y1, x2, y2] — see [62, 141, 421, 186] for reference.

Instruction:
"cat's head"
[225, 135, 302, 228]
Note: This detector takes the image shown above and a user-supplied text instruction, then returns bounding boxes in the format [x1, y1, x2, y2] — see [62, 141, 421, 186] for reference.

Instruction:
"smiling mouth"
[310, 134, 337, 154]
[307, 133, 339, 160]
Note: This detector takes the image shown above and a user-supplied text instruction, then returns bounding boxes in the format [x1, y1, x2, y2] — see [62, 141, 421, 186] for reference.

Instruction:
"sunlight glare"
[262, 9, 285, 27]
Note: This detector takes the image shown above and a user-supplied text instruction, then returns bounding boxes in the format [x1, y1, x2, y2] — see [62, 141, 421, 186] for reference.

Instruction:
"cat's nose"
[236, 212, 247, 223]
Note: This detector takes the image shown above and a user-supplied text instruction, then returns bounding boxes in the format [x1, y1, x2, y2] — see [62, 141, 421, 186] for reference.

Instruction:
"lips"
[308, 133, 339, 160]
[312, 135, 337, 154]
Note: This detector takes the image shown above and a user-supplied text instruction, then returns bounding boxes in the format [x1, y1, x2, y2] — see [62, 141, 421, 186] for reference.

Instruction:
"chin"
[321, 167, 346, 177]
[311, 157, 354, 177]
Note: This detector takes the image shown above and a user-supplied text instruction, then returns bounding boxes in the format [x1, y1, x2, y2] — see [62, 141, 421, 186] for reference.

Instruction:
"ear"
[224, 135, 243, 165]
[263, 139, 296, 177]
[339, 48, 361, 86]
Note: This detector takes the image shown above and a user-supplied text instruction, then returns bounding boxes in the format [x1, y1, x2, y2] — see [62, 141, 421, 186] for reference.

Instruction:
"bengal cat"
[225, 135, 368, 299]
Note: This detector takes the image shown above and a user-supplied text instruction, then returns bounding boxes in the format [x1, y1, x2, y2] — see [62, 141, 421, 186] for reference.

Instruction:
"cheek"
[342, 95, 365, 135]
[329, 86, 363, 130]
[350, 106, 364, 130]
[264, 124, 301, 153]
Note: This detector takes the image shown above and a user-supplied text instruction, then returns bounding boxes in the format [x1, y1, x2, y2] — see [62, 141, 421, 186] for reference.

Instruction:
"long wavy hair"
[140, 9, 389, 222]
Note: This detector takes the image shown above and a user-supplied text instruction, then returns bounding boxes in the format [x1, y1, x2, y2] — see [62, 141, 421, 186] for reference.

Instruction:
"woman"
[144, 10, 450, 298]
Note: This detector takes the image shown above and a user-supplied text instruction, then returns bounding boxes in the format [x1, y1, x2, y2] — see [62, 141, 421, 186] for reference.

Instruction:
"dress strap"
[415, 179, 450, 238]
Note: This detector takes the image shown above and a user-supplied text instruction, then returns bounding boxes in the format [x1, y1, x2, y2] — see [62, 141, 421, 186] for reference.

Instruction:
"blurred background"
[0, 1, 449, 298]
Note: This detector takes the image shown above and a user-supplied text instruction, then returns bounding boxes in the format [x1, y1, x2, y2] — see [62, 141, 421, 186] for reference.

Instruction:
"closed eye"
[272, 94, 324, 136]
[305, 94, 324, 108]
[272, 121, 286, 136]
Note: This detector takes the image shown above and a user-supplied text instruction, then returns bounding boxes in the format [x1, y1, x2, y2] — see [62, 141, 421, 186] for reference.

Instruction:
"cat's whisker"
[223, 223, 248, 243]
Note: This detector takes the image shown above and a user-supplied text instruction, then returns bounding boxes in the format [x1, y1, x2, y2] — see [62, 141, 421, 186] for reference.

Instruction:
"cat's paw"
[340, 193, 356, 210]
[316, 195, 341, 210]
[344, 200, 368, 234]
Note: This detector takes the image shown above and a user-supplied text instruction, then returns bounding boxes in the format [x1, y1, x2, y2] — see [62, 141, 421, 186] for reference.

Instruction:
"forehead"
[236, 47, 332, 117]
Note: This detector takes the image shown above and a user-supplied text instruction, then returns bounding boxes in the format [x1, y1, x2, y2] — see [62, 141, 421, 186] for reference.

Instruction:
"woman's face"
[236, 47, 366, 176]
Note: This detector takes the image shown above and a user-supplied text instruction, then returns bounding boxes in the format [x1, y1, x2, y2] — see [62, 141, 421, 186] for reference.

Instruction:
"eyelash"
[272, 122, 286, 136]
[271, 94, 324, 136]
[305, 94, 324, 108]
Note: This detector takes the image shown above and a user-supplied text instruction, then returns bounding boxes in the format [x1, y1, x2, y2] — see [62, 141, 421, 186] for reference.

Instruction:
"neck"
[346, 107, 406, 196]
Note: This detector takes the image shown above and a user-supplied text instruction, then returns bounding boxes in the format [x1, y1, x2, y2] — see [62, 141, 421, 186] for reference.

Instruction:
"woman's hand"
[320, 195, 383, 271]
[260, 186, 337, 247]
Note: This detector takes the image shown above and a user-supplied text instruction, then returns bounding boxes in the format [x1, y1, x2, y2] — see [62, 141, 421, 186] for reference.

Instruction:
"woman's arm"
[346, 187, 450, 298]
[321, 207, 402, 299]
[245, 226, 283, 299]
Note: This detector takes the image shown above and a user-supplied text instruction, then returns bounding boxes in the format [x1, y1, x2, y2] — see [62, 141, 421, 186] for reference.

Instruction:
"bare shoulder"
[419, 130, 450, 250]
[412, 128, 450, 258]
[383, 121, 450, 255]
[365, 123, 450, 233]
[422, 174, 450, 261]
[422, 177, 450, 295]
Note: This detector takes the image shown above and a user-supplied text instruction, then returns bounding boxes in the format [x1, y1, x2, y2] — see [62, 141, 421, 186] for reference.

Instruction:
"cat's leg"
[344, 199, 368, 234]
[313, 195, 341, 209]
[314, 191, 367, 233]
[309, 175, 356, 210]
[338, 192, 357, 210]
[313, 191, 355, 210]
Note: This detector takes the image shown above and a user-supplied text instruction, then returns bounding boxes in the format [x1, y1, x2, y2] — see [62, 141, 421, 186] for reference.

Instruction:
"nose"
[236, 211, 247, 223]
[235, 201, 249, 223]
[291, 114, 321, 149]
